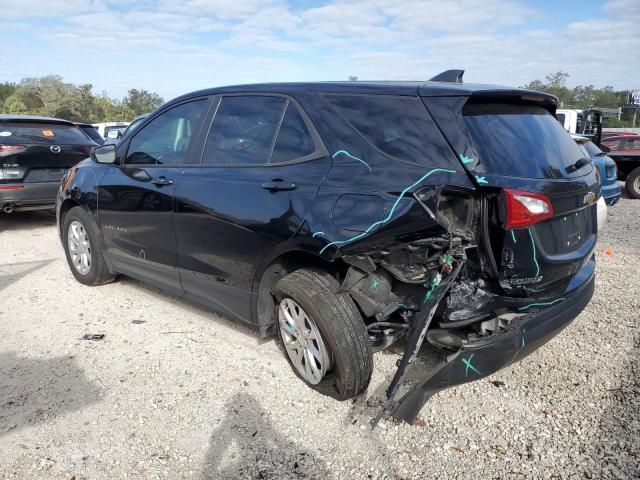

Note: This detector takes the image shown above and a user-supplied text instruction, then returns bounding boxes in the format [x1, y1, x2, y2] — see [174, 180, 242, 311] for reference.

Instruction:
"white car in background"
[91, 122, 130, 140]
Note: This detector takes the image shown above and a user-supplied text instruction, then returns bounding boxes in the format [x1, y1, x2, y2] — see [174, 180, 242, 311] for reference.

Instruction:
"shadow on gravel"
[0, 259, 56, 293]
[117, 276, 259, 342]
[591, 330, 640, 478]
[0, 352, 103, 438]
[0, 211, 56, 233]
[202, 391, 329, 479]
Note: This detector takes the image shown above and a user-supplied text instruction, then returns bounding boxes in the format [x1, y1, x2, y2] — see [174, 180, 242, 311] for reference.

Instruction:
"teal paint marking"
[312, 232, 325, 238]
[521, 327, 526, 348]
[459, 153, 474, 164]
[475, 175, 488, 184]
[332, 150, 372, 172]
[462, 354, 482, 377]
[423, 273, 441, 304]
[517, 298, 565, 311]
[423, 287, 435, 304]
[319, 168, 456, 254]
[371, 278, 380, 290]
[528, 228, 540, 277]
[511, 230, 517, 243]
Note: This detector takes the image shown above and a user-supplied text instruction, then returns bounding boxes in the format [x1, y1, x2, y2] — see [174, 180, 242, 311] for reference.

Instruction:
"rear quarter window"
[0, 123, 92, 145]
[323, 94, 456, 168]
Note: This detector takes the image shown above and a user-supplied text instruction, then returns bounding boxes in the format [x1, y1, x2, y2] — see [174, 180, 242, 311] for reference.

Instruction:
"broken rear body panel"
[299, 84, 599, 423]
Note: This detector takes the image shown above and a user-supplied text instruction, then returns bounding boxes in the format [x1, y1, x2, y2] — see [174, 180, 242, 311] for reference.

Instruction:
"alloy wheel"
[68, 220, 92, 275]
[278, 298, 332, 385]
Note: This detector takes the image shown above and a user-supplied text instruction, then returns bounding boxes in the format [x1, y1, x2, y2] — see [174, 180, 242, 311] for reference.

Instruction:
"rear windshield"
[463, 103, 585, 179]
[0, 122, 92, 145]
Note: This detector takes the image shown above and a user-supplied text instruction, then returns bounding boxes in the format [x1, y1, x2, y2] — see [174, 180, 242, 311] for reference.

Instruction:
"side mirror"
[91, 144, 117, 164]
[106, 130, 120, 139]
[600, 144, 610, 153]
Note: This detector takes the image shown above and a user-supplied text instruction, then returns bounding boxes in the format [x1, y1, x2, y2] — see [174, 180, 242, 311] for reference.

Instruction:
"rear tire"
[625, 167, 640, 199]
[273, 268, 373, 400]
[62, 206, 115, 286]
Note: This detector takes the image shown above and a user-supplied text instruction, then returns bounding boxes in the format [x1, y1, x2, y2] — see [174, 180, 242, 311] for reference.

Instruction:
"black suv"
[1, 115, 96, 213]
[56, 72, 599, 423]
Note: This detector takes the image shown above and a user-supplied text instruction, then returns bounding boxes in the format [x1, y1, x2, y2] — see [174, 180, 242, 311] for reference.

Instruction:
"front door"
[98, 98, 211, 293]
[174, 95, 331, 323]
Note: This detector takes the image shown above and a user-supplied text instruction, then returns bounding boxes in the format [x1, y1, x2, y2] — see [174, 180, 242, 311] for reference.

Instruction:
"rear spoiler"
[429, 69, 465, 83]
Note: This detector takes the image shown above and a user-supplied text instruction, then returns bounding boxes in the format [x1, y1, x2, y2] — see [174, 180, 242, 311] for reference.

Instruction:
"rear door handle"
[261, 179, 297, 191]
[151, 176, 174, 187]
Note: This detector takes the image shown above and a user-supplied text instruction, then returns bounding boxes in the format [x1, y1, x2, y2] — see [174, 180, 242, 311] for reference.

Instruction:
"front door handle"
[261, 179, 297, 191]
[151, 176, 174, 187]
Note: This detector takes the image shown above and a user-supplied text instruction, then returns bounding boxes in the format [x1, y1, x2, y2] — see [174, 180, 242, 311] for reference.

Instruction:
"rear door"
[174, 94, 331, 323]
[423, 95, 600, 295]
[0, 122, 93, 185]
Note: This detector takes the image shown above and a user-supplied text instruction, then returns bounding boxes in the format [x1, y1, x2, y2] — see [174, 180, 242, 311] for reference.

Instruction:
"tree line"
[0, 75, 164, 123]
[0, 72, 635, 126]
[522, 72, 635, 127]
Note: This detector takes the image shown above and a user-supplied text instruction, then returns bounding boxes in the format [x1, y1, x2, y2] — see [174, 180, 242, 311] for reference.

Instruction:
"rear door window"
[271, 103, 315, 163]
[462, 103, 586, 179]
[324, 94, 453, 167]
[203, 96, 286, 165]
[0, 123, 92, 145]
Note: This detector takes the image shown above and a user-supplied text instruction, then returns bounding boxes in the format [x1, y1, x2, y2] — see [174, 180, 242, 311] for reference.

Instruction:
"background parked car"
[104, 114, 148, 145]
[573, 134, 621, 206]
[0, 114, 95, 213]
[104, 125, 128, 141]
[92, 122, 130, 139]
[74, 122, 104, 145]
[601, 134, 640, 199]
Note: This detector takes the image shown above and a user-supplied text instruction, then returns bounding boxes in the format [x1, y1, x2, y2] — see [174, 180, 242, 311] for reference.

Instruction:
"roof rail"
[429, 69, 464, 83]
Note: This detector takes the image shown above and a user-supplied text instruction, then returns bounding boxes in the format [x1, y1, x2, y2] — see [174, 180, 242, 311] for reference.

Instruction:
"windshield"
[463, 103, 586, 179]
[0, 122, 92, 145]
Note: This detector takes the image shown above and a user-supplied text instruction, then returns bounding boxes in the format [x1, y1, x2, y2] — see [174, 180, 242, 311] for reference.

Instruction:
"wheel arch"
[253, 248, 349, 337]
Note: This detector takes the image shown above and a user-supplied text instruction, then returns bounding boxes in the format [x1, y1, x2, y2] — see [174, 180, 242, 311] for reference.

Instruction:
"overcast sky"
[1, 0, 638, 100]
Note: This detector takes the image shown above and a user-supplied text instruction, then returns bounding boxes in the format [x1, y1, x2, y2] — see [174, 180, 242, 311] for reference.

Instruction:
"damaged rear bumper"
[390, 256, 596, 424]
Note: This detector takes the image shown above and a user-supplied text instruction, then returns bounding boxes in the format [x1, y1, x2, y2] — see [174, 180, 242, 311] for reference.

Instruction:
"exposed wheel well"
[255, 250, 349, 337]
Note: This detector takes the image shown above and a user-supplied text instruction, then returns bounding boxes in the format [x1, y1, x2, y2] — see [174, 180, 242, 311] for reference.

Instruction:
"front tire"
[62, 206, 115, 286]
[273, 268, 373, 400]
[625, 167, 640, 199]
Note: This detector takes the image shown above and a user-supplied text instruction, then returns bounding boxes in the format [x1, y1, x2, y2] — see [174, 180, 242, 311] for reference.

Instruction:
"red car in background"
[601, 134, 640, 199]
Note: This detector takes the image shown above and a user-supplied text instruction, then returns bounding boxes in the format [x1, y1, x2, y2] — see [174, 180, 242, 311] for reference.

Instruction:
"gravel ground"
[0, 199, 638, 480]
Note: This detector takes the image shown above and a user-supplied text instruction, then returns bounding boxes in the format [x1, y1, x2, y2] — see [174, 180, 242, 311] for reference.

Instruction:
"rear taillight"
[0, 145, 26, 156]
[0, 185, 24, 190]
[503, 188, 554, 229]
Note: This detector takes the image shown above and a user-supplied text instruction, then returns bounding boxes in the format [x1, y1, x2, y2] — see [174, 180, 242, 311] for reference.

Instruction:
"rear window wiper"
[566, 156, 592, 173]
